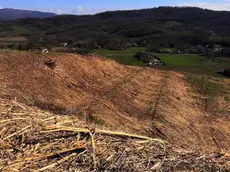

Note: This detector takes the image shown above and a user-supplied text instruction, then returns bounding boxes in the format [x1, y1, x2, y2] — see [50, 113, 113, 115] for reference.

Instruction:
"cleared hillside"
[0, 50, 230, 170]
[1, 98, 230, 171]
[0, 50, 229, 151]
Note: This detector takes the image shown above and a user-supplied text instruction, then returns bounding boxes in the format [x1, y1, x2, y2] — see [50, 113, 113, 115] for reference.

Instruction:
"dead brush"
[0, 98, 229, 171]
[44, 59, 56, 69]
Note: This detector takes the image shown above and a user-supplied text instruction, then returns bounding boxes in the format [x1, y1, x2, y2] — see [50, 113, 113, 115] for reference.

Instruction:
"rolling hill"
[0, 8, 57, 20]
[1, 7, 230, 49]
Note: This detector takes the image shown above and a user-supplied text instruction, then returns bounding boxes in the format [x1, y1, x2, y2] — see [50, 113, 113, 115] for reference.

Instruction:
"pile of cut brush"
[0, 98, 229, 171]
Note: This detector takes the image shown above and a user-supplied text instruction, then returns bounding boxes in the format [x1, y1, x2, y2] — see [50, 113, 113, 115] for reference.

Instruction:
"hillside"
[1, 99, 230, 171]
[0, 8, 57, 21]
[1, 7, 230, 48]
[0, 50, 230, 149]
[0, 50, 230, 170]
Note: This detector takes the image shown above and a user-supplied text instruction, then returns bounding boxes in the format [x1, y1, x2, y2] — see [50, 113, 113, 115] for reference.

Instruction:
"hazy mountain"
[0, 8, 57, 20]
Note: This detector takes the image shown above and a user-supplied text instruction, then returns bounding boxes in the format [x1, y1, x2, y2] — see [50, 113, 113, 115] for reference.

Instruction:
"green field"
[155, 54, 230, 76]
[95, 47, 146, 66]
[156, 54, 203, 66]
[95, 48, 230, 77]
[0, 37, 27, 47]
[0, 37, 26, 42]
[96, 47, 145, 55]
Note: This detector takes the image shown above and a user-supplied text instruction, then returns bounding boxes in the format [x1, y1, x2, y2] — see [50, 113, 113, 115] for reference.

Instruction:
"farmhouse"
[214, 45, 222, 52]
[148, 57, 164, 66]
[60, 42, 68, 47]
[40, 47, 49, 53]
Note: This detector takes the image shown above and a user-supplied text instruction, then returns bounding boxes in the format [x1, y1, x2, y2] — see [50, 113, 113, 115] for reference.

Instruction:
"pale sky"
[0, 0, 230, 14]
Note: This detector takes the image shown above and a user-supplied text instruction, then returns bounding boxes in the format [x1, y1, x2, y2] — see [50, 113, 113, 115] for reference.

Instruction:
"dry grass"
[0, 99, 230, 171]
[0, 37, 26, 42]
[0, 50, 230, 156]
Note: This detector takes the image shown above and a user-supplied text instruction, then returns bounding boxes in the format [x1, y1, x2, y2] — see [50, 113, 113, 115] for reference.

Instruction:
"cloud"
[181, 2, 230, 11]
[79, 7, 131, 15]
[57, 9, 62, 14]
[88, 8, 110, 14]
[73, 6, 84, 13]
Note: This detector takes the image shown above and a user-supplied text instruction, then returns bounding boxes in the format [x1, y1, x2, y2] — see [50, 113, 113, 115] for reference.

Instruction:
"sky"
[1, 0, 230, 14]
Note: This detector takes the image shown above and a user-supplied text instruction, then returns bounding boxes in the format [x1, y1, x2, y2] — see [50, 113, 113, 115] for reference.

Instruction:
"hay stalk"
[42, 126, 166, 144]
[34, 153, 77, 172]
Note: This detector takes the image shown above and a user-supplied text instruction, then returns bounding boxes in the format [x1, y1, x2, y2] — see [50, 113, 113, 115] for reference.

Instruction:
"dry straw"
[0, 98, 229, 171]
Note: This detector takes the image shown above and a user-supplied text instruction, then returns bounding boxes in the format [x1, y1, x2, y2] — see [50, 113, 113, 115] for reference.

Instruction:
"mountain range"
[0, 8, 57, 20]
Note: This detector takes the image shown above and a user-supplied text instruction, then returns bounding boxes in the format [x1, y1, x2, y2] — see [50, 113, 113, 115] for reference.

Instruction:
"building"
[40, 48, 49, 53]
[60, 43, 68, 47]
[148, 57, 164, 66]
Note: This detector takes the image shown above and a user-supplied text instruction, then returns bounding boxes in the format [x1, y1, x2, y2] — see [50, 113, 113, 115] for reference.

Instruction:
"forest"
[1, 7, 230, 51]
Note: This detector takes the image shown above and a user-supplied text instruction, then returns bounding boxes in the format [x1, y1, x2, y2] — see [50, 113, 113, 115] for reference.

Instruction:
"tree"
[68, 40, 73, 45]
[18, 44, 22, 50]
[146, 44, 160, 53]
[134, 51, 156, 63]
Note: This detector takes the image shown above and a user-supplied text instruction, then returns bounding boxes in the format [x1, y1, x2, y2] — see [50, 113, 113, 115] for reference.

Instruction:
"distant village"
[178, 44, 230, 57]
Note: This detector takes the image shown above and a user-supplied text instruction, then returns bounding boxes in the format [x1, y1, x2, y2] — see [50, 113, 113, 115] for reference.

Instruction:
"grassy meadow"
[95, 47, 230, 77]
[0, 37, 27, 47]
[155, 54, 230, 76]
[95, 47, 146, 66]
[0, 37, 26, 42]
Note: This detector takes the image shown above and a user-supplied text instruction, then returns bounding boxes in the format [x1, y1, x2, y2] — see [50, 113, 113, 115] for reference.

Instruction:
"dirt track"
[0, 50, 230, 153]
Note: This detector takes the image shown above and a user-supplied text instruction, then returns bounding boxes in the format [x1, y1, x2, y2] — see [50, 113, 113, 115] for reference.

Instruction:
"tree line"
[1, 7, 230, 51]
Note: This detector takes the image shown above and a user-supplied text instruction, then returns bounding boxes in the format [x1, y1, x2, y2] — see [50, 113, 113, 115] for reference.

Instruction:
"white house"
[60, 43, 68, 47]
[41, 48, 49, 53]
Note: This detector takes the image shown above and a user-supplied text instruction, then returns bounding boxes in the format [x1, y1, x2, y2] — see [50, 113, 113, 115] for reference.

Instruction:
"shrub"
[134, 51, 156, 63]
